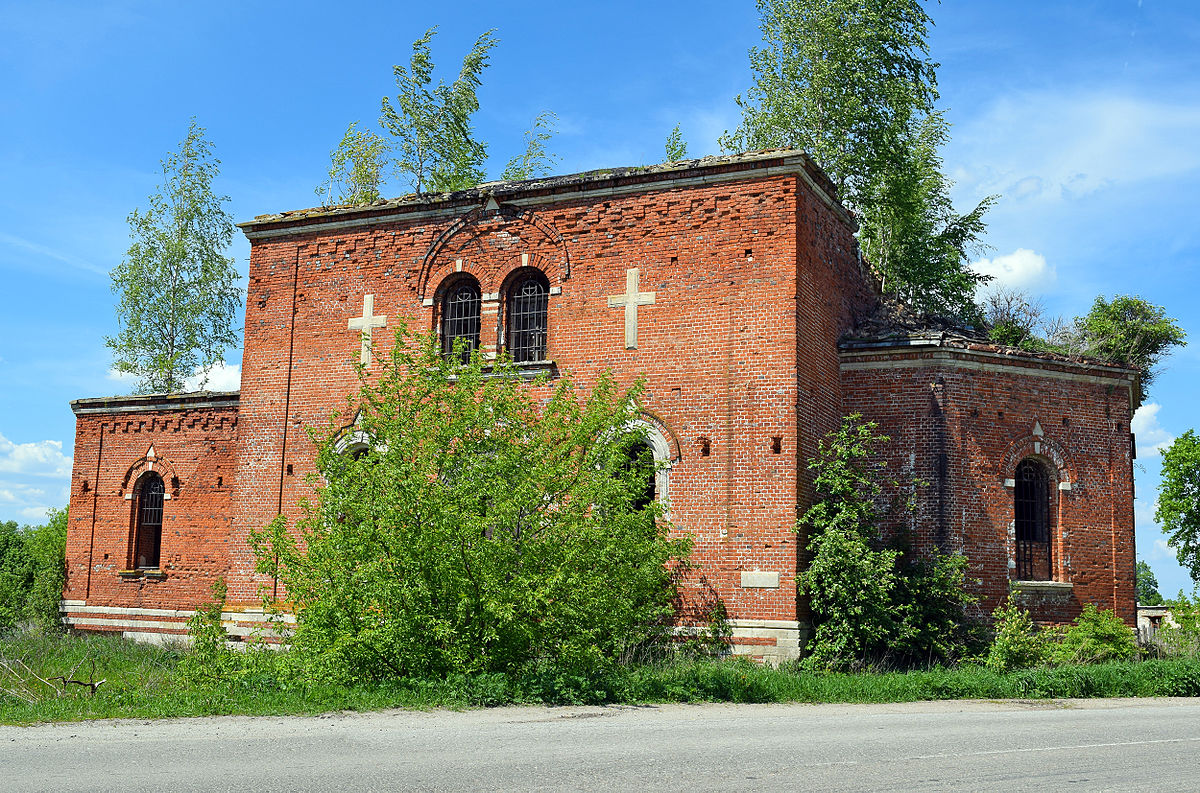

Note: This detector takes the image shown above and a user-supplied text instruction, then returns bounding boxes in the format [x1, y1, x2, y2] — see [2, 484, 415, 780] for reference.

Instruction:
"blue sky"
[1, 1, 1196, 596]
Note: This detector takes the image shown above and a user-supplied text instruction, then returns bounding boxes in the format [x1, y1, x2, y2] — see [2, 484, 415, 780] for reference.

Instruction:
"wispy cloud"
[0, 231, 107, 276]
[951, 92, 1200, 204]
[184, 361, 241, 392]
[1132, 402, 1174, 458]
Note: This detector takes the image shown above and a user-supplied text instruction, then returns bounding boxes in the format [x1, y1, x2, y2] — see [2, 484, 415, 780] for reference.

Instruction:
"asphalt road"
[4, 698, 1200, 792]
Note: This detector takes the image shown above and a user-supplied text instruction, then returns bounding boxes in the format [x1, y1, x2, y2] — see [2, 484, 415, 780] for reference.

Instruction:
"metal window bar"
[441, 279, 482, 361]
[1014, 459, 1051, 580]
[506, 274, 548, 362]
[135, 474, 164, 569]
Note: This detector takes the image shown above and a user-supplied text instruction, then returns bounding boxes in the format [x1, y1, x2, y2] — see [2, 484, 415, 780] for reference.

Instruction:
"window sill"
[1013, 580, 1073, 595]
[118, 569, 166, 581]
[481, 360, 558, 380]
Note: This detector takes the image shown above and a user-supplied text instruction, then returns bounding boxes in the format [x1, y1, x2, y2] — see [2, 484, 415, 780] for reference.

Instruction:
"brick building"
[61, 150, 1138, 658]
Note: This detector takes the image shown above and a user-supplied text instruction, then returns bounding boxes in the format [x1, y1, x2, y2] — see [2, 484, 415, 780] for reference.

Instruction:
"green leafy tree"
[1051, 604, 1138, 665]
[1137, 560, 1164, 606]
[502, 111, 560, 181]
[723, 0, 994, 319]
[1075, 295, 1186, 406]
[249, 327, 689, 683]
[982, 287, 1045, 349]
[106, 119, 241, 394]
[0, 508, 66, 633]
[985, 594, 1048, 671]
[1157, 430, 1200, 585]
[798, 415, 977, 670]
[381, 27, 498, 194]
[665, 124, 688, 162]
[0, 521, 33, 633]
[316, 121, 390, 207]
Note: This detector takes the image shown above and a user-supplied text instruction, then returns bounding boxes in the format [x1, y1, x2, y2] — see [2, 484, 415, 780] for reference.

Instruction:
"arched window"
[621, 438, 658, 511]
[440, 276, 482, 361]
[1014, 458, 1052, 580]
[506, 270, 549, 362]
[133, 473, 164, 569]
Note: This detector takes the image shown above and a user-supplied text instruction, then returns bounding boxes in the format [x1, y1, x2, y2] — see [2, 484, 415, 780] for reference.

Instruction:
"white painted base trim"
[727, 618, 804, 664]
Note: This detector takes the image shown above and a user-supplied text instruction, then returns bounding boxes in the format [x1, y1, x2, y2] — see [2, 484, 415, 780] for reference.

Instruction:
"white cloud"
[1153, 538, 1174, 561]
[972, 248, 1056, 293]
[105, 367, 137, 385]
[951, 92, 1200, 204]
[0, 479, 60, 525]
[1132, 402, 1174, 458]
[184, 361, 241, 392]
[0, 432, 70, 477]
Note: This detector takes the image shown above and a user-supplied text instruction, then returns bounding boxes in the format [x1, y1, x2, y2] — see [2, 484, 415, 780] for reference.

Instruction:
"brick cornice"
[70, 391, 240, 416]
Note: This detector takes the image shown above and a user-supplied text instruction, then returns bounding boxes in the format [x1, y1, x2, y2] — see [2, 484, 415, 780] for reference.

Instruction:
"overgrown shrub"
[1158, 592, 1200, 657]
[1052, 604, 1138, 665]
[249, 328, 689, 684]
[985, 595, 1048, 672]
[0, 509, 67, 634]
[798, 416, 979, 670]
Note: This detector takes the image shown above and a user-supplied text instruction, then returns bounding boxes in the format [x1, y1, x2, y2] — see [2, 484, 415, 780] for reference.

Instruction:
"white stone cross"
[348, 293, 387, 365]
[607, 267, 656, 350]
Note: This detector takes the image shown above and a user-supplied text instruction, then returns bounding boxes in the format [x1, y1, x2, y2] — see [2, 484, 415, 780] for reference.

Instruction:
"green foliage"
[798, 416, 978, 670]
[982, 287, 1045, 349]
[248, 327, 689, 684]
[664, 124, 688, 162]
[1051, 604, 1138, 665]
[179, 577, 232, 682]
[0, 509, 67, 634]
[1157, 430, 1200, 584]
[1157, 592, 1200, 657]
[985, 595, 1049, 672]
[1075, 295, 1186, 405]
[381, 27, 498, 193]
[316, 121, 390, 206]
[105, 119, 241, 394]
[723, 0, 992, 320]
[501, 111, 559, 181]
[1137, 561, 1164, 606]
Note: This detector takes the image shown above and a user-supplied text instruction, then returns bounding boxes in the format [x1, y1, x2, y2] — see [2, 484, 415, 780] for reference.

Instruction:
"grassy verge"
[3, 630, 1199, 725]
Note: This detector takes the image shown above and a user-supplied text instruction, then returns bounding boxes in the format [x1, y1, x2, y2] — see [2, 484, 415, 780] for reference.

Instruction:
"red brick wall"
[64, 400, 238, 614]
[840, 345, 1137, 625]
[228, 160, 872, 632]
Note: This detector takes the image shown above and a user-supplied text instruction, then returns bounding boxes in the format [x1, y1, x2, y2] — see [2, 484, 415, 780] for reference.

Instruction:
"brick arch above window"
[417, 201, 570, 302]
[1000, 433, 1075, 492]
[119, 453, 180, 500]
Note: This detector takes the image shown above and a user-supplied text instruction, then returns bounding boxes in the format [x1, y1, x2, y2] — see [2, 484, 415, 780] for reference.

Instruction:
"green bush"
[0, 509, 66, 634]
[1052, 604, 1138, 665]
[248, 328, 689, 685]
[985, 595, 1049, 672]
[1158, 592, 1200, 657]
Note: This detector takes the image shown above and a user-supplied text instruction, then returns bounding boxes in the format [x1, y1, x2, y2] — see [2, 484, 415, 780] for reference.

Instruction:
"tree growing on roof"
[722, 0, 994, 320]
[106, 119, 241, 394]
[316, 121, 390, 207]
[381, 27, 498, 194]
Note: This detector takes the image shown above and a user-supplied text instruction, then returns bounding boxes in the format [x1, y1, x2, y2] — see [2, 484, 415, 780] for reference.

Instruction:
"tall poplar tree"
[106, 119, 242, 394]
[723, 0, 994, 319]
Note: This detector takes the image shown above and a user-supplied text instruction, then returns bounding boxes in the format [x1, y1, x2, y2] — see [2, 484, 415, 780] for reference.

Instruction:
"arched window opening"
[440, 276, 482, 361]
[133, 473, 164, 570]
[506, 270, 549, 362]
[1015, 458, 1052, 580]
[621, 438, 657, 511]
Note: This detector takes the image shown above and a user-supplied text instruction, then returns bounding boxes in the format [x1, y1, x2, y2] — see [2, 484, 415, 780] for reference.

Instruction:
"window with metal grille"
[440, 277, 482, 361]
[1014, 458, 1052, 580]
[505, 271, 549, 362]
[134, 473, 164, 569]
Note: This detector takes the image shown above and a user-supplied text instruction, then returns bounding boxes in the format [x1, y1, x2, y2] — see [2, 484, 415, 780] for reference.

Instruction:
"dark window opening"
[441, 276, 482, 361]
[771, 436, 782, 454]
[1015, 458, 1052, 580]
[621, 439, 657, 511]
[505, 270, 549, 363]
[698, 436, 711, 457]
[133, 473, 164, 570]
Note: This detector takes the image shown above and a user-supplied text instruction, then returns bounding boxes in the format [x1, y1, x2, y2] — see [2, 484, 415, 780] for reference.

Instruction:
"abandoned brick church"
[61, 150, 1138, 660]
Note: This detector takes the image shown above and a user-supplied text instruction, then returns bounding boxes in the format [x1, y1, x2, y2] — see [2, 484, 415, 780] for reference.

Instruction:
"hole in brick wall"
[1062, 417, 1070, 426]
[81, 480, 89, 493]
[698, 437, 711, 457]
[216, 476, 223, 487]
[997, 411, 1005, 420]
[171, 476, 180, 490]
[970, 408, 979, 418]
[670, 256, 678, 265]
[286, 464, 294, 476]
[744, 248, 753, 259]
[771, 436, 782, 454]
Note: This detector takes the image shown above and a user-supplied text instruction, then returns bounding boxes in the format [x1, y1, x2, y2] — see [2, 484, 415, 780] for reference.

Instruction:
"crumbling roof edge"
[70, 390, 241, 416]
[839, 334, 1139, 378]
[238, 149, 853, 238]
